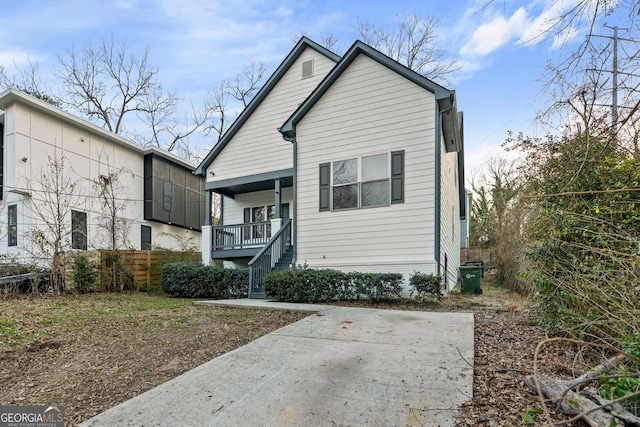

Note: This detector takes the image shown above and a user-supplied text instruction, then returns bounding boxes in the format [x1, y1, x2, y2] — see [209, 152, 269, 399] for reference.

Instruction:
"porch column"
[274, 179, 282, 218]
[201, 190, 212, 266]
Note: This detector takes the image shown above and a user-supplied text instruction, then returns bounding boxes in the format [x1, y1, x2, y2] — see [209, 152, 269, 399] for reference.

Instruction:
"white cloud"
[458, 0, 590, 59]
[0, 50, 38, 68]
[518, 0, 582, 47]
[460, 7, 528, 57]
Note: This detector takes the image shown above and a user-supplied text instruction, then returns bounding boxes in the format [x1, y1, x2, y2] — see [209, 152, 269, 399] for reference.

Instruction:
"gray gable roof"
[279, 40, 456, 142]
[193, 37, 341, 176]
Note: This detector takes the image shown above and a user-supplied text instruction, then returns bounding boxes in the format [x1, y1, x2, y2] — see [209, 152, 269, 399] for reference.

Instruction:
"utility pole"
[596, 24, 621, 134]
[603, 24, 620, 134]
[594, 25, 636, 136]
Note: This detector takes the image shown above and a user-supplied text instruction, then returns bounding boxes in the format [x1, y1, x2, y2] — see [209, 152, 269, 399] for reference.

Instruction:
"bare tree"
[203, 80, 230, 142]
[0, 58, 61, 107]
[470, 157, 526, 290]
[355, 14, 461, 85]
[57, 35, 202, 153]
[93, 160, 131, 251]
[137, 86, 208, 157]
[226, 61, 266, 108]
[292, 32, 344, 54]
[529, 1, 640, 150]
[28, 153, 86, 293]
[203, 61, 267, 141]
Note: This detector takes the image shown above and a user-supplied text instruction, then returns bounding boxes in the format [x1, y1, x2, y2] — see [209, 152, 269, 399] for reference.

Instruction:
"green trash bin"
[460, 264, 483, 294]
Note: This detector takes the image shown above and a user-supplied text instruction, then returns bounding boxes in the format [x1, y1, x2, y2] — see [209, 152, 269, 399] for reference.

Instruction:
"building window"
[141, 225, 152, 250]
[332, 158, 358, 210]
[71, 210, 87, 250]
[7, 204, 17, 247]
[163, 181, 173, 212]
[322, 151, 404, 211]
[243, 204, 290, 239]
[361, 153, 390, 207]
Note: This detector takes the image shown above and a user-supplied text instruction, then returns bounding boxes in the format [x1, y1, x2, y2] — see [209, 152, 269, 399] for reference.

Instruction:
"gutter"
[278, 129, 297, 266]
[434, 99, 442, 276]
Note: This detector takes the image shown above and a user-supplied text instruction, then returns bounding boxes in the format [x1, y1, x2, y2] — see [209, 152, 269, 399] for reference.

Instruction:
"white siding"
[439, 137, 461, 291]
[206, 48, 336, 181]
[0, 97, 201, 264]
[295, 53, 438, 288]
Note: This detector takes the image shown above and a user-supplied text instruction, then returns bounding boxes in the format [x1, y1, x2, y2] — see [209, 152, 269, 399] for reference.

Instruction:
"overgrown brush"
[528, 214, 640, 347]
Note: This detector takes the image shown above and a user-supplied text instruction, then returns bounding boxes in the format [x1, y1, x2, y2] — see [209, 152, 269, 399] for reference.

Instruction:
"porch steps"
[274, 248, 294, 270]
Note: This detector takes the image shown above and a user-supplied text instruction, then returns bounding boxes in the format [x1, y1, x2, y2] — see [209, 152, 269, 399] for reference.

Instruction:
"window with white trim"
[319, 151, 404, 211]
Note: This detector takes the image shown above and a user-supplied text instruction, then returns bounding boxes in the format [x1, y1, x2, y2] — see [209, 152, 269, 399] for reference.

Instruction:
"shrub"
[598, 334, 640, 414]
[409, 272, 443, 300]
[71, 253, 98, 293]
[100, 251, 136, 292]
[264, 267, 402, 303]
[162, 263, 248, 299]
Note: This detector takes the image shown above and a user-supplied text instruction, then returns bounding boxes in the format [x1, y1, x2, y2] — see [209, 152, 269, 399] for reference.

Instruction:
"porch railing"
[212, 221, 272, 250]
[248, 219, 292, 297]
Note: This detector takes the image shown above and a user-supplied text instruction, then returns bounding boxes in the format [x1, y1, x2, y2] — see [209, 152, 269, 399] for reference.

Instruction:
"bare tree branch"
[355, 14, 461, 85]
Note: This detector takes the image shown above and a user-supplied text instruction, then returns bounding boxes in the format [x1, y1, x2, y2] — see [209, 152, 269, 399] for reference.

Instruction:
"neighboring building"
[195, 38, 465, 298]
[461, 189, 472, 248]
[0, 88, 204, 265]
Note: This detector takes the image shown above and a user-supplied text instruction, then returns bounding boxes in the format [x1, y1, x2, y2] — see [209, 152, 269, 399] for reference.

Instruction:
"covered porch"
[201, 169, 294, 298]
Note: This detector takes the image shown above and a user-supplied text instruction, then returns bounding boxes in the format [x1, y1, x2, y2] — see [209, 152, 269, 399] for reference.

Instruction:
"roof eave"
[194, 37, 340, 176]
[279, 40, 456, 139]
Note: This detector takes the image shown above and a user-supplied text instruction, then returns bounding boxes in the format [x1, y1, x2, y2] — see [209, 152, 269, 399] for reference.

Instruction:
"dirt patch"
[0, 293, 308, 426]
[328, 288, 582, 425]
[0, 289, 581, 426]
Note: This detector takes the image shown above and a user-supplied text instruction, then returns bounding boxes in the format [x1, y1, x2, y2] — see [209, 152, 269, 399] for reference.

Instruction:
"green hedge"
[409, 273, 443, 300]
[264, 268, 403, 302]
[161, 263, 248, 298]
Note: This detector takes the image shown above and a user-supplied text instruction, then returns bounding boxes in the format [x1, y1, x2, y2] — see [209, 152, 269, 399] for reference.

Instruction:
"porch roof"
[205, 168, 293, 198]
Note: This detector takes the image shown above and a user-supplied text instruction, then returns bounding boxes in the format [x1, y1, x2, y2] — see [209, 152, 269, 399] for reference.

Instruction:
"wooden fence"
[98, 250, 201, 288]
[460, 247, 494, 266]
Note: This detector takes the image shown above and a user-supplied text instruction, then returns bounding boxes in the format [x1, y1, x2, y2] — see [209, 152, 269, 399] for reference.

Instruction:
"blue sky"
[0, 0, 631, 184]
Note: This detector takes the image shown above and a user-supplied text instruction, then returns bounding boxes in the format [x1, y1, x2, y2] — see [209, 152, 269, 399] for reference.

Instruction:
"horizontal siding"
[296, 54, 437, 266]
[439, 137, 461, 290]
[208, 49, 337, 181]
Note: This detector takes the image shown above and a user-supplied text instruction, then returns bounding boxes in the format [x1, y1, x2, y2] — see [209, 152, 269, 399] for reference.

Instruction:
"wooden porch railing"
[248, 219, 292, 298]
[212, 221, 272, 250]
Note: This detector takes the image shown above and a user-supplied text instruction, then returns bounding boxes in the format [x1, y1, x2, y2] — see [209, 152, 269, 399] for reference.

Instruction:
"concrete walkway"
[81, 300, 474, 427]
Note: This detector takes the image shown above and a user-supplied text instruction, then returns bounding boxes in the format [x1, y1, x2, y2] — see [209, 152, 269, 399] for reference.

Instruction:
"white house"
[195, 38, 465, 298]
[0, 88, 204, 265]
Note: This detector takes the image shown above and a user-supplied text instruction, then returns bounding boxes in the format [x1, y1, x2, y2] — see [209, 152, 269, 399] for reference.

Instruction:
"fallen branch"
[524, 375, 614, 426]
[567, 354, 627, 390]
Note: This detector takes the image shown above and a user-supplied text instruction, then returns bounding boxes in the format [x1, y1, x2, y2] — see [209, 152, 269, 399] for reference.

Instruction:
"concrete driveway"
[80, 300, 473, 427]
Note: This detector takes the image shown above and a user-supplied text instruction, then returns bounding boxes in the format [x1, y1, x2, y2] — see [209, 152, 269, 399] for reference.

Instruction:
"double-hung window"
[320, 151, 404, 211]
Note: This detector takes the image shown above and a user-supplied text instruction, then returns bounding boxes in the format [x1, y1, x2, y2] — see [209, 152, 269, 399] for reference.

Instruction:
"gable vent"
[302, 60, 314, 79]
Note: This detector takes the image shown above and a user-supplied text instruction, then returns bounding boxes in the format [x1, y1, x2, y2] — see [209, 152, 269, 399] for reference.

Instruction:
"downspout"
[291, 139, 297, 266]
[434, 100, 442, 276]
[280, 129, 297, 266]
